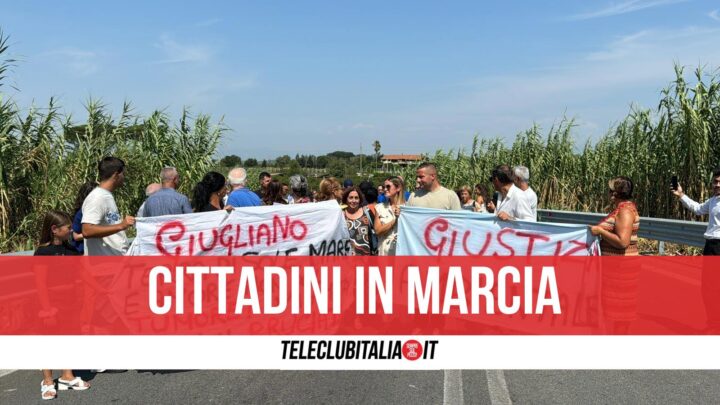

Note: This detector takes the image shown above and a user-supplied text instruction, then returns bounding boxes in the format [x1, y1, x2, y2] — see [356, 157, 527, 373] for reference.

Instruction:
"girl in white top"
[374, 176, 406, 256]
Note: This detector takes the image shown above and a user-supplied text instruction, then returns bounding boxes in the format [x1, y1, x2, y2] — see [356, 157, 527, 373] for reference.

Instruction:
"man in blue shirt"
[227, 167, 262, 207]
[142, 167, 193, 217]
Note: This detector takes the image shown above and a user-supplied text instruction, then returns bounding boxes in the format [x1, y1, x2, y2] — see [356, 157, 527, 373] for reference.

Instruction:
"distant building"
[381, 154, 423, 172]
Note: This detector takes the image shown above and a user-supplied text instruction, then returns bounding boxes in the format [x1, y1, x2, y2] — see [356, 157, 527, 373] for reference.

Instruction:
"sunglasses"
[383, 184, 394, 190]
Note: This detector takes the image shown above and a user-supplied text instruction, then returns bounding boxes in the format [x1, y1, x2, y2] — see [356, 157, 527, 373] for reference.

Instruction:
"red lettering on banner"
[248, 225, 256, 248]
[290, 219, 308, 240]
[198, 230, 219, 251]
[155, 221, 186, 256]
[273, 215, 290, 243]
[154, 215, 310, 256]
[562, 240, 589, 256]
[233, 225, 248, 249]
[462, 231, 492, 255]
[494, 228, 516, 256]
[219, 224, 234, 256]
[257, 224, 271, 246]
[424, 218, 449, 255]
[515, 231, 551, 256]
[423, 219, 591, 256]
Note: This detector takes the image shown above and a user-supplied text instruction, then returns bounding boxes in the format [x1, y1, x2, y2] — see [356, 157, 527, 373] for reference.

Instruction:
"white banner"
[396, 206, 599, 256]
[127, 200, 351, 256]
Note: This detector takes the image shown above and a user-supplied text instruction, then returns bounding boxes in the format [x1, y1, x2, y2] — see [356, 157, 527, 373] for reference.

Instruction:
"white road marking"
[486, 370, 512, 405]
[443, 369, 464, 405]
[0, 369, 17, 378]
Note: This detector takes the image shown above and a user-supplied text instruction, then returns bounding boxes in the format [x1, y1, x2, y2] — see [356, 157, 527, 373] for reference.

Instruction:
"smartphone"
[671, 175, 678, 191]
[492, 191, 499, 207]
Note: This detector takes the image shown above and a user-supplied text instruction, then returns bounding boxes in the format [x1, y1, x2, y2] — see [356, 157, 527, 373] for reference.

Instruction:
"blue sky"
[2, 1, 720, 159]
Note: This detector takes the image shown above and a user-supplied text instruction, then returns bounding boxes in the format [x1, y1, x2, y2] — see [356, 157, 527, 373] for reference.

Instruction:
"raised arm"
[673, 184, 711, 216]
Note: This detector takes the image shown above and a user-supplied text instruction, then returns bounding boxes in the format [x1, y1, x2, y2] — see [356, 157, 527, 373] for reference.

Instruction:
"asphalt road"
[2, 369, 719, 404]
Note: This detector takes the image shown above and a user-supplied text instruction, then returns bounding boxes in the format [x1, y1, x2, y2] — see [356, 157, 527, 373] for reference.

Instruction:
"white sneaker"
[91, 369, 106, 373]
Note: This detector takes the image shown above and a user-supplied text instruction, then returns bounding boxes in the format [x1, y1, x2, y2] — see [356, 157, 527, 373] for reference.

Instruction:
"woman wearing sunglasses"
[374, 176, 406, 256]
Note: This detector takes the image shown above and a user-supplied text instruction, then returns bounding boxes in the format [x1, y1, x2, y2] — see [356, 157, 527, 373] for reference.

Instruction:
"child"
[34, 211, 90, 399]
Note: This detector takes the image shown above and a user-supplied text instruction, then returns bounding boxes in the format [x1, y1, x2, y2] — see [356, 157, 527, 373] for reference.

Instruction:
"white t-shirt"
[523, 187, 538, 221]
[82, 187, 129, 256]
[496, 184, 536, 222]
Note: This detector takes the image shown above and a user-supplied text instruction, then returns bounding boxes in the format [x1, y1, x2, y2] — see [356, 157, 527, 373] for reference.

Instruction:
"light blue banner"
[396, 206, 599, 256]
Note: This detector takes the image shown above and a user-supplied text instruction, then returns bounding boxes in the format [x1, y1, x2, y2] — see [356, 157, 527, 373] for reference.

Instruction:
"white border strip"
[1, 336, 720, 369]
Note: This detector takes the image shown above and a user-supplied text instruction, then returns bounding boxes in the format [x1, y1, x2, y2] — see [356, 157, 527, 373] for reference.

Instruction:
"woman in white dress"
[373, 176, 406, 256]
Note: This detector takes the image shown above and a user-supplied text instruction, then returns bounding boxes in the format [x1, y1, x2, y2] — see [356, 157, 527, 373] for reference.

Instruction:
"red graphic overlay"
[0, 256, 717, 335]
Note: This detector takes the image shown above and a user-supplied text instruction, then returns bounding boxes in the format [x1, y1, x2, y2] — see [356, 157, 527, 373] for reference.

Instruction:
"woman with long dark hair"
[263, 180, 288, 205]
[192, 172, 228, 212]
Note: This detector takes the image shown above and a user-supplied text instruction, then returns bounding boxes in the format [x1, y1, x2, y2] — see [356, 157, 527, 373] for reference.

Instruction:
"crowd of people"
[30, 155, 720, 398]
[35, 157, 720, 261]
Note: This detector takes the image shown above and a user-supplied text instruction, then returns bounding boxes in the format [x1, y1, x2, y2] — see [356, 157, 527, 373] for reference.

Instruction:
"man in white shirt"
[486, 165, 535, 222]
[513, 165, 538, 221]
[82, 157, 135, 256]
[673, 168, 720, 333]
[673, 168, 720, 255]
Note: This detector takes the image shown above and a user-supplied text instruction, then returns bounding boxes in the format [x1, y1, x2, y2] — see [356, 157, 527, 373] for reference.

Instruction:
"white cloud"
[152, 34, 212, 64]
[42, 48, 99, 76]
[567, 0, 689, 21]
[195, 18, 222, 27]
[709, 10, 720, 22]
[585, 26, 718, 61]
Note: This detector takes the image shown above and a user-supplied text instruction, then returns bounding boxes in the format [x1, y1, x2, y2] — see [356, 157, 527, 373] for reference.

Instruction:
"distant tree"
[219, 154, 242, 167]
[327, 158, 346, 178]
[372, 140, 381, 169]
[288, 160, 301, 173]
[245, 158, 258, 167]
[316, 155, 329, 168]
[275, 154, 292, 168]
[326, 151, 355, 159]
[261, 159, 267, 167]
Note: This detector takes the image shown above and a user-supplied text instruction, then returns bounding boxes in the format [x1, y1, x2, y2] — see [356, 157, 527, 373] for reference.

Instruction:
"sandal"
[40, 381, 57, 400]
[57, 377, 90, 391]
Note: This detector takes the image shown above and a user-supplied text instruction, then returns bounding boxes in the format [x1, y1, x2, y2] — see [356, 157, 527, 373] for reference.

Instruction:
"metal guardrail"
[538, 209, 708, 247]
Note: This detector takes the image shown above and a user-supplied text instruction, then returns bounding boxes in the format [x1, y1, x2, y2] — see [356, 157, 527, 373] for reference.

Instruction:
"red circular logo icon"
[402, 340, 423, 361]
